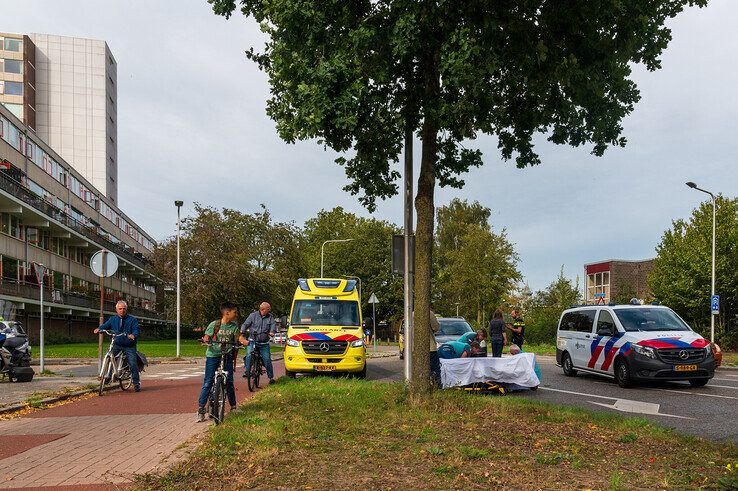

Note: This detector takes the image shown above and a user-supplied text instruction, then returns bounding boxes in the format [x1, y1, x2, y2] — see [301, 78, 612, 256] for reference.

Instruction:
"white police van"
[556, 304, 716, 388]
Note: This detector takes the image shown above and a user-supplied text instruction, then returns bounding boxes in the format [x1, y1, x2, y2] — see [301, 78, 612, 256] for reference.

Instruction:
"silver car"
[434, 317, 474, 348]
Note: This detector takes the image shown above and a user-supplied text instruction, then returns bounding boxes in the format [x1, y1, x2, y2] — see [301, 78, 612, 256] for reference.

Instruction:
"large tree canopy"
[210, 0, 706, 393]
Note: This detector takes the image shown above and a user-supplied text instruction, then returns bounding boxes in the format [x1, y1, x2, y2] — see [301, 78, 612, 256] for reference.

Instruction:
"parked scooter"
[0, 321, 34, 382]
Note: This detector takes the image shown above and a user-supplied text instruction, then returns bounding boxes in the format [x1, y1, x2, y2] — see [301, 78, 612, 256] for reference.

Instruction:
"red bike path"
[0, 360, 285, 489]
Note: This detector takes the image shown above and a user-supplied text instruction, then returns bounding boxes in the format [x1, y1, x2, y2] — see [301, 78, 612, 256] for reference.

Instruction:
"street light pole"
[686, 182, 717, 343]
[175, 200, 183, 358]
[320, 239, 353, 278]
[37, 263, 45, 373]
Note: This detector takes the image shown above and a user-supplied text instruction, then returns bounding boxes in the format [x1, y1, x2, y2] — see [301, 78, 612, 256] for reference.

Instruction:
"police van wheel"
[615, 359, 632, 388]
[562, 353, 577, 377]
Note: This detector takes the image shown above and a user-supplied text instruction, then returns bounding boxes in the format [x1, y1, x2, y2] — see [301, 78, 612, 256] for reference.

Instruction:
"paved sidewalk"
[0, 360, 286, 489]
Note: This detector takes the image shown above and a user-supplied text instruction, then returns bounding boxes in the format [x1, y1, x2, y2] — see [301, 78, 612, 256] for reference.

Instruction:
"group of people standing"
[436, 308, 526, 361]
[487, 308, 525, 357]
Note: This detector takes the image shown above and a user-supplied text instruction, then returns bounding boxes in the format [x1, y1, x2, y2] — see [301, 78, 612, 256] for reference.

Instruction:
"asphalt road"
[367, 353, 738, 443]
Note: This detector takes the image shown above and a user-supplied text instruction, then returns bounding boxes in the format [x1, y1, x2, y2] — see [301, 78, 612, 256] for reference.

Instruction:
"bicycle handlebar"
[98, 330, 125, 338]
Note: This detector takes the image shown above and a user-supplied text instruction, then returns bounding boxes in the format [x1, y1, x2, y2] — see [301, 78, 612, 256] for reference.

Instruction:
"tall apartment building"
[0, 103, 164, 341]
[0, 33, 36, 129]
[0, 32, 118, 203]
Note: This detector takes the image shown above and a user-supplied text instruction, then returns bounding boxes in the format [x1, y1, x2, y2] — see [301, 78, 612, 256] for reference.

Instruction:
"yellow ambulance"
[284, 278, 366, 378]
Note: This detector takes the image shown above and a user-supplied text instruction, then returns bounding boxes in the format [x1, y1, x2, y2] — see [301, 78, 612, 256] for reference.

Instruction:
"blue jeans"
[490, 340, 504, 358]
[111, 345, 140, 386]
[244, 342, 273, 380]
[198, 355, 236, 408]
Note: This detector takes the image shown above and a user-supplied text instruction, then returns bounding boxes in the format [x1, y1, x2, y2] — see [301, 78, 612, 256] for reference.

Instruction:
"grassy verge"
[42, 339, 285, 358]
[722, 351, 738, 367]
[139, 378, 738, 490]
[520, 342, 556, 356]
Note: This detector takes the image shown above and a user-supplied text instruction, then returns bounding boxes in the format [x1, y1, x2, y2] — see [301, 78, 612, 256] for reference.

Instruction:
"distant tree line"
[150, 199, 521, 332]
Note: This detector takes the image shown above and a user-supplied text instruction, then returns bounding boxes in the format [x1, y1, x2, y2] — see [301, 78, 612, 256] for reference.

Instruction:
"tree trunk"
[409, 44, 441, 397]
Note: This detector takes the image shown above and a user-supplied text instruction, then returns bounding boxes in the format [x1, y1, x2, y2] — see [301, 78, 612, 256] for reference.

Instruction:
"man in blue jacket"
[94, 300, 141, 392]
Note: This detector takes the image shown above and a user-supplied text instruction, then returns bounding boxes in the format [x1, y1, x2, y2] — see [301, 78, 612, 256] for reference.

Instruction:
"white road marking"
[654, 388, 738, 400]
[709, 377, 738, 383]
[704, 384, 738, 390]
[538, 387, 693, 419]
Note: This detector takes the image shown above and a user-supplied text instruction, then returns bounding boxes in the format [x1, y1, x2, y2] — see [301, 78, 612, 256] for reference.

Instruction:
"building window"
[3, 38, 22, 52]
[2, 81, 23, 96]
[1, 59, 23, 74]
[586, 271, 610, 304]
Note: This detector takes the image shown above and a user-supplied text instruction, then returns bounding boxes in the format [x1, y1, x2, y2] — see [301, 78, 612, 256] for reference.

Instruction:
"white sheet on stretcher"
[440, 353, 540, 388]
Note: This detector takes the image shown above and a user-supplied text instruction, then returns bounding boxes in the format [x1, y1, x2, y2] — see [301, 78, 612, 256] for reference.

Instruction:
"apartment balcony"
[0, 278, 166, 322]
[0, 169, 150, 271]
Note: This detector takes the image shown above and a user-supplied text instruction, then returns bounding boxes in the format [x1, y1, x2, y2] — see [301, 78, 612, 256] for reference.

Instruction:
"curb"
[0, 384, 118, 416]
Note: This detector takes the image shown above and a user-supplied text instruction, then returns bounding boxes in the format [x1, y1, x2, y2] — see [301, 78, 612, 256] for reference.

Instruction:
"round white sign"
[90, 250, 119, 277]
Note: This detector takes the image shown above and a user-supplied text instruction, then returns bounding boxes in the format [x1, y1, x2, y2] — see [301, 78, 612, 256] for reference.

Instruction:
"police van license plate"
[315, 365, 337, 371]
[673, 364, 697, 372]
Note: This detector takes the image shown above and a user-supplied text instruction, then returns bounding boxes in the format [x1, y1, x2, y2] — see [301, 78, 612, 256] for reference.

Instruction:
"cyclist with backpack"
[197, 301, 240, 422]
[240, 301, 276, 384]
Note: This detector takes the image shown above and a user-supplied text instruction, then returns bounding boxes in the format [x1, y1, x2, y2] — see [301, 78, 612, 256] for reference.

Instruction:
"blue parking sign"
[711, 295, 720, 315]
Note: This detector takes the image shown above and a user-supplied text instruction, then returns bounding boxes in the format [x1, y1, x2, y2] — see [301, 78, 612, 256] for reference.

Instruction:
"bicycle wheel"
[254, 356, 261, 388]
[119, 360, 132, 391]
[247, 356, 258, 392]
[98, 356, 110, 396]
[212, 376, 226, 424]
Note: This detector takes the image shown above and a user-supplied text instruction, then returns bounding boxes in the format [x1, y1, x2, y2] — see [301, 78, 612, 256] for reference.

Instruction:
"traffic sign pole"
[368, 293, 379, 350]
[90, 249, 118, 371]
[98, 250, 106, 371]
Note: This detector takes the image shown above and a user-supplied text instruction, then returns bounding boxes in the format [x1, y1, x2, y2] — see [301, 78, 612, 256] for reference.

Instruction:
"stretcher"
[440, 353, 540, 390]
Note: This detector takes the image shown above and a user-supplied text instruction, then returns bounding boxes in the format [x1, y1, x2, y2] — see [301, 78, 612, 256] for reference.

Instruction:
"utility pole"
[403, 127, 413, 383]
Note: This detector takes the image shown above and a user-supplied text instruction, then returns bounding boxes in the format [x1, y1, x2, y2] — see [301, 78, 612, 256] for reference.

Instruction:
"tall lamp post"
[686, 182, 716, 343]
[175, 200, 183, 358]
[320, 239, 353, 278]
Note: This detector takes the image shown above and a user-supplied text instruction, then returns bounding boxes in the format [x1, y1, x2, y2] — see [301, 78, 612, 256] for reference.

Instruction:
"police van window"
[614, 308, 691, 332]
[578, 310, 596, 332]
[560, 312, 578, 331]
[597, 310, 616, 333]
[560, 311, 595, 332]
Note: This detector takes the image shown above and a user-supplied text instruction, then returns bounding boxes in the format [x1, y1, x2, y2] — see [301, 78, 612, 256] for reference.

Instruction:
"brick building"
[584, 259, 655, 305]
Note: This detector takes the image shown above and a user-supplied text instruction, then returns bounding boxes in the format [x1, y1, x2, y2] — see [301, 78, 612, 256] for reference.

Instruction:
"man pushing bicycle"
[197, 301, 240, 422]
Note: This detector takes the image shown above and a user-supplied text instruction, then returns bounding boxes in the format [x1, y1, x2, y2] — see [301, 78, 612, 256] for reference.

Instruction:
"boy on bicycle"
[197, 301, 240, 422]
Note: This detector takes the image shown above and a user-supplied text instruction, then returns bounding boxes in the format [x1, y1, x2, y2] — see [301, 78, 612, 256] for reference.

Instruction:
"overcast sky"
[3, 0, 737, 291]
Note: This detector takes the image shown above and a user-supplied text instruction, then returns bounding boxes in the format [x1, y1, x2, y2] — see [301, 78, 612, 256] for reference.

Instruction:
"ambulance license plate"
[673, 364, 697, 372]
[315, 365, 336, 371]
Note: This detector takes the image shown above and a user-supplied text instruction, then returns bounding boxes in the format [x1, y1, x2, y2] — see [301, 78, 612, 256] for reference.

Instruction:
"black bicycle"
[247, 342, 268, 392]
[201, 335, 239, 425]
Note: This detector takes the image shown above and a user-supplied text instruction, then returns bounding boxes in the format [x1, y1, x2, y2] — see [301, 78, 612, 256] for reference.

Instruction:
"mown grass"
[138, 378, 738, 490]
[722, 351, 738, 366]
[42, 338, 284, 358]
[520, 342, 556, 356]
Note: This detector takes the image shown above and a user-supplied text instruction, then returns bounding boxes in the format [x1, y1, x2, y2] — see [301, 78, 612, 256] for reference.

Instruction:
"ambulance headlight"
[350, 339, 364, 348]
[632, 344, 656, 359]
[286, 339, 299, 347]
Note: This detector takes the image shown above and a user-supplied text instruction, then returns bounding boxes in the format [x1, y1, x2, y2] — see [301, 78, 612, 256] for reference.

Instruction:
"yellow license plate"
[674, 364, 698, 372]
[315, 365, 337, 371]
